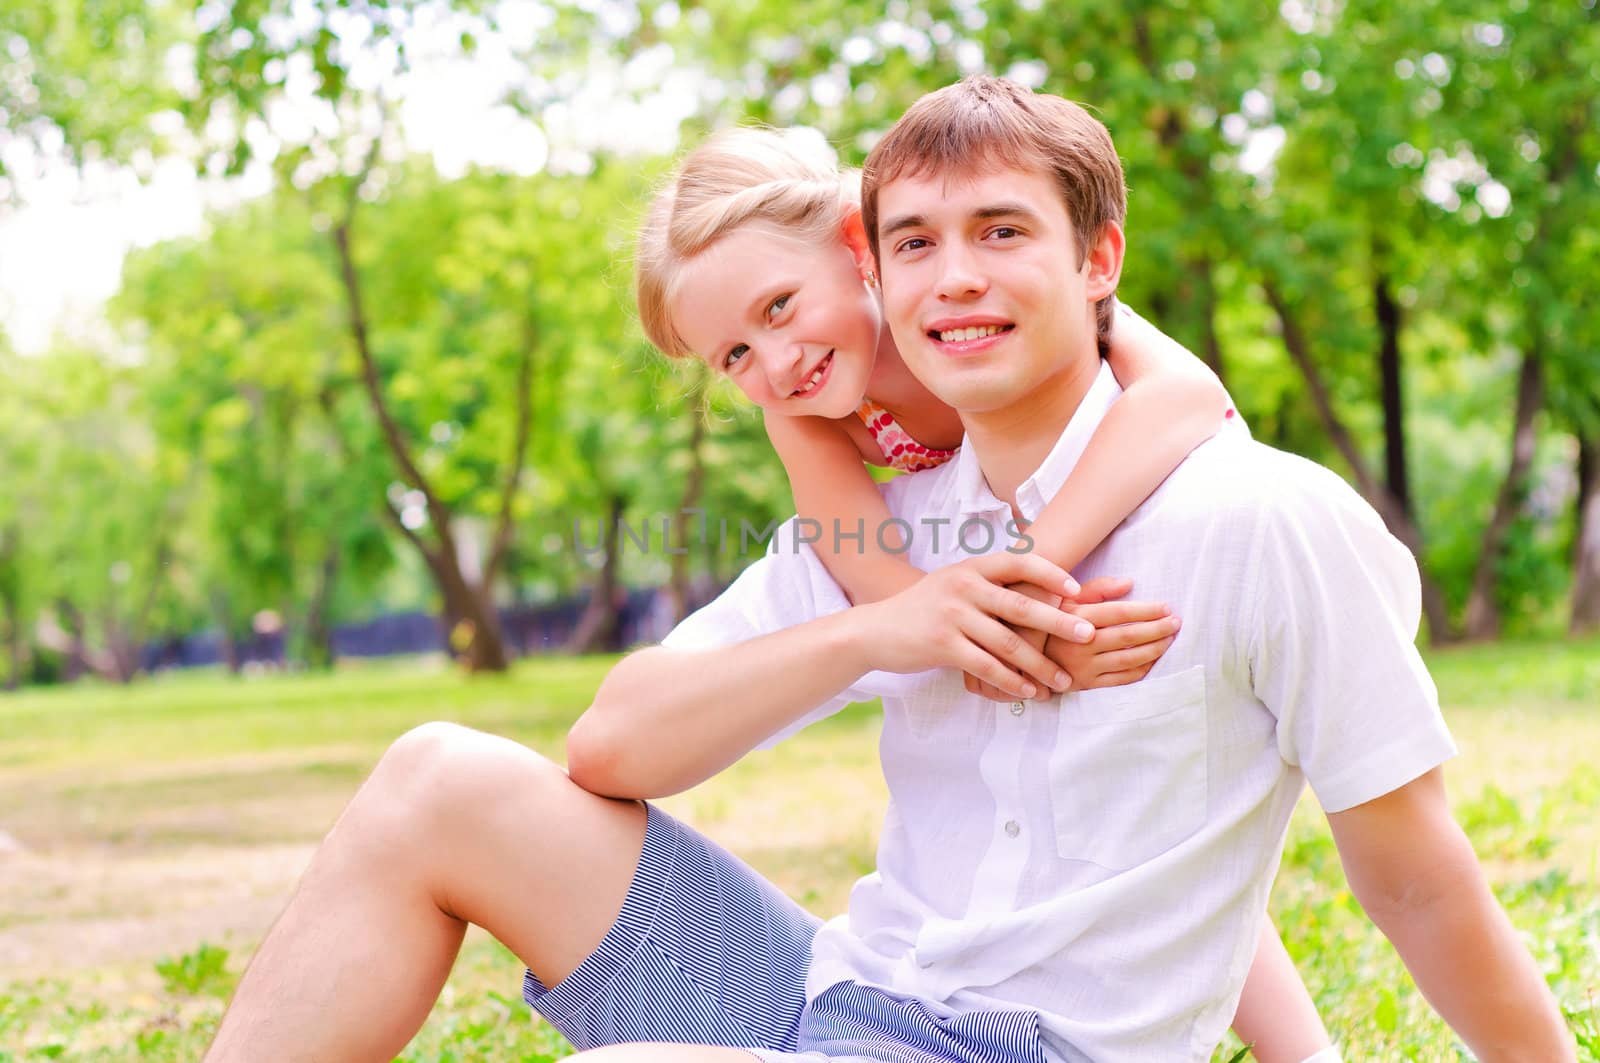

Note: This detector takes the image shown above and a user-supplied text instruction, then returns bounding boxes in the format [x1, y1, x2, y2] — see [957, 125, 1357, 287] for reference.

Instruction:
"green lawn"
[1, 637, 1597, 1061]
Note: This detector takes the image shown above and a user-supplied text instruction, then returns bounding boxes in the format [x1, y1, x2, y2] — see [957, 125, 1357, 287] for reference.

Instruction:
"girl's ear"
[1083, 222, 1126, 301]
[841, 208, 878, 279]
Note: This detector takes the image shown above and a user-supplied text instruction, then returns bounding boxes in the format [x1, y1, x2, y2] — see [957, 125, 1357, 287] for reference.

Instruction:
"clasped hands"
[858, 552, 1180, 702]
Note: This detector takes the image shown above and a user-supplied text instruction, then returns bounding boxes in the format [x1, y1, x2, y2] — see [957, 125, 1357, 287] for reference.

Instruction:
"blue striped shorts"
[523, 803, 1047, 1063]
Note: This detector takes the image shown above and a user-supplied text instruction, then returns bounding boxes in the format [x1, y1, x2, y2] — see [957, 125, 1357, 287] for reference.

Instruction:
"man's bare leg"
[206, 722, 648, 1063]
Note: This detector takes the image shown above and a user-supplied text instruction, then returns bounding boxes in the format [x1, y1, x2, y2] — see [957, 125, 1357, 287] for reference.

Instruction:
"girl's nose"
[762, 341, 807, 397]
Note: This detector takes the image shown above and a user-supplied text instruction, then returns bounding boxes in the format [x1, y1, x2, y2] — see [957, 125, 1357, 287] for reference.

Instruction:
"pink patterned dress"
[855, 399, 960, 473]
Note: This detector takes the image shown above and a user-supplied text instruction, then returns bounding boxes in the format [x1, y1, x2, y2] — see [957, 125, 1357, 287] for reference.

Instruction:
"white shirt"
[662, 362, 1456, 1062]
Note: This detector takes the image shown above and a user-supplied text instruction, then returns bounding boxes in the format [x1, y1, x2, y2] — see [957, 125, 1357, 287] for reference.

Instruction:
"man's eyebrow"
[974, 202, 1043, 222]
[878, 212, 928, 240]
[878, 202, 1043, 239]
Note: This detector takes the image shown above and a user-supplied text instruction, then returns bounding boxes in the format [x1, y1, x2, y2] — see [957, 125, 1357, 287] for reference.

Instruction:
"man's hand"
[965, 577, 1179, 700]
[857, 552, 1093, 700]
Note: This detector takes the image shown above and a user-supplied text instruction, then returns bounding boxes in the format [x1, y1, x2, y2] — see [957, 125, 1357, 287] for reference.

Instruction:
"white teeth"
[793, 355, 830, 396]
[937, 324, 1005, 342]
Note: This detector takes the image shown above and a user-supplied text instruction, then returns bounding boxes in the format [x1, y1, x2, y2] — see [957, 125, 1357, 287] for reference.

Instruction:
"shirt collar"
[943, 361, 1123, 522]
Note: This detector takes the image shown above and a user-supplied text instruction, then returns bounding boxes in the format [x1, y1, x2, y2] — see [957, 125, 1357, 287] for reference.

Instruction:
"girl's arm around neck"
[764, 410, 924, 604]
[1022, 309, 1231, 567]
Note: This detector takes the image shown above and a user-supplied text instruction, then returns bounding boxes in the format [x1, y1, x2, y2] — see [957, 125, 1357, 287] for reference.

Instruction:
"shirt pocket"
[1047, 664, 1208, 870]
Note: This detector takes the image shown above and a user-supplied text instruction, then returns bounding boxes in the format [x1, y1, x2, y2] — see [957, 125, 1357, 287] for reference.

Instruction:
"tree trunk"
[0, 524, 20, 691]
[569, 495, 625, 654]
[103, 612, 141, 684]
[2, 593, 20, 692]
[667, 398, 709, 626]
[1463, 350, 1545, 640]
[1571, 430, 1600, 635]
[332, 208, 512, 672]
[211, 590, 244, 675]
[415, 537, 507, 671]
[1374, 271, 1411, 516]
[1263, 280, 1456, 642]
[104, 538, 171, 684]
[459, 580, 510, 672]
[54, 598, 94, 681]
[302, 548, 341, 670]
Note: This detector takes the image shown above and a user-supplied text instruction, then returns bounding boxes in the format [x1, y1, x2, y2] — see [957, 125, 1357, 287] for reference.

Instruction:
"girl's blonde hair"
[637, 126, 860, 360]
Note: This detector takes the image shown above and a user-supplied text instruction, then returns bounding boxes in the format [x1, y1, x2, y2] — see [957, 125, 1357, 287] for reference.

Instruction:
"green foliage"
[0, 0, 184, 188]
[6, 0, 1600, 668]
[153, 944, 233, 998]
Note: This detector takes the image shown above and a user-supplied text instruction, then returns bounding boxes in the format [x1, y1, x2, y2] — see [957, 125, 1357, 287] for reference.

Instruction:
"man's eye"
[989, 226, 1021, 239]
[766, 294, 790, 319]
[724, 344, 749, 369]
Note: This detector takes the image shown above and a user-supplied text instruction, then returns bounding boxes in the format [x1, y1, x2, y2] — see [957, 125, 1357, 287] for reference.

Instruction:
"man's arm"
[568, 609, 869, 799]
[569, 551, 1086, 800]
[1327, 768, 1574, 1062]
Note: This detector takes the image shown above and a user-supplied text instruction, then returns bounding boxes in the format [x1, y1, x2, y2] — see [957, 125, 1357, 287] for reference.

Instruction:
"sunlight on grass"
[1, 635, 1596, 1060]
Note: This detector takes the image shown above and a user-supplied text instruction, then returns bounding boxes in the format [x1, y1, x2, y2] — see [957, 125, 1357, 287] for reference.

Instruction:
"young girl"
[634, 127, 1338, 1063]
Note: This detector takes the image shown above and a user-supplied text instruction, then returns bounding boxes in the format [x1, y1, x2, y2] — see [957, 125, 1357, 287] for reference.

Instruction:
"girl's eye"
[766, 294, 790, 319]
[724, 343, 749, 369]
[896, 237, 930, 254]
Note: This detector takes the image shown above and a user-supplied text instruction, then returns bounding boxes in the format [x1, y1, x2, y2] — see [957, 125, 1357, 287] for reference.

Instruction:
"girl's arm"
[762, 409, 924, 605]
[967, 308, 1232, 701]
[1021, 306, 1232, 569]
[1229, 918, 1334, 1062]
[761, 406, 1177, 697]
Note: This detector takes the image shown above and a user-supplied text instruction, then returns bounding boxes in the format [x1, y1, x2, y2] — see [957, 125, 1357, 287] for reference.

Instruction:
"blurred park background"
[1, 0, 1598, 682]
[1, 0, 1599, 1059]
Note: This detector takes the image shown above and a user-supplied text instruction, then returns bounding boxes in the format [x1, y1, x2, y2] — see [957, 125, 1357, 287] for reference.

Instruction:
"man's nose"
[935, 243, 988, 301]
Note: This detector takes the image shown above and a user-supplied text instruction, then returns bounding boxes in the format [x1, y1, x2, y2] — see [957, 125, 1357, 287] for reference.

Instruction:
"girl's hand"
[856, 553, 1095, 700]
[1045, 597, 1181, 690]
[963, 577, 1179, 699]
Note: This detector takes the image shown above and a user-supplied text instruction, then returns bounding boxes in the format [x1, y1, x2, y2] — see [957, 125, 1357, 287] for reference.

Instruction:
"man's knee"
[372, 721, 567, 826]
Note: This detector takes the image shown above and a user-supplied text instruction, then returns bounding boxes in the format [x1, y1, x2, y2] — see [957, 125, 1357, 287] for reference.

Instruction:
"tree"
[1575, 431, 1600, 635]
[1432, 2, 1600, 639]
[0, 0, 182, 190]
[16, 347, 184, 683]
[116, 194, 397, 671]
[322, 152, 666, 668]
[0, 345, 43, 687]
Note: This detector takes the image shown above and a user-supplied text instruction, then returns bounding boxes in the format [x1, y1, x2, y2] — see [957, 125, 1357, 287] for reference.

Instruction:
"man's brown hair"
[862, 76, 1127, 348]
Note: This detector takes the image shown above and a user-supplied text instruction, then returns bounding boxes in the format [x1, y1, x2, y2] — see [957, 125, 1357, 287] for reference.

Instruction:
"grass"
[0, 635, 1597, 1061]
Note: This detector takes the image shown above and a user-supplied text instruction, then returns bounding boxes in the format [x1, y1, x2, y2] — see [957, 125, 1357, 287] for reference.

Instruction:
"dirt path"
[0, 839, 315, 979]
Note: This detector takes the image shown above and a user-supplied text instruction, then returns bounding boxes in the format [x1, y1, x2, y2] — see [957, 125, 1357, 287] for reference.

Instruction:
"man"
[206, 78, 1573, 1062]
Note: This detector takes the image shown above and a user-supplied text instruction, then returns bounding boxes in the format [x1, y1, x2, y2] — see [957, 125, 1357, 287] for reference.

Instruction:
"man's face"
[875, 166, 1110, 414]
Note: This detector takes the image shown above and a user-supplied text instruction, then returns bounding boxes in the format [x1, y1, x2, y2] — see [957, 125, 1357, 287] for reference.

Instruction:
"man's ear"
[1083, 222, 1125, 301]
[841, 208, 878, 279]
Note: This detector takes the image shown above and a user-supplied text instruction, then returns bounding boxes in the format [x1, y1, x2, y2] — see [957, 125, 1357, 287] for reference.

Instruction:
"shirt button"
[1004, 820, 1021, 838]
[1009, 700, 1025, 716]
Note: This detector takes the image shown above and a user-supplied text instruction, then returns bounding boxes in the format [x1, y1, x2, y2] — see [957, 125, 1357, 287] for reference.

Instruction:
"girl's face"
[668, 220, 882, 420]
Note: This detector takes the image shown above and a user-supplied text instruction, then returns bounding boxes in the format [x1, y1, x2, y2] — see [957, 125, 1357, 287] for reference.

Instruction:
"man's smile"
[925, 316, 1016, 356]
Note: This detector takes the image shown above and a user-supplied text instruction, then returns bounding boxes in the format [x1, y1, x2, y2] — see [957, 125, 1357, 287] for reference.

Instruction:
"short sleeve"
[659, 517, 920, 748]
[1248, 457, 1456, 813]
